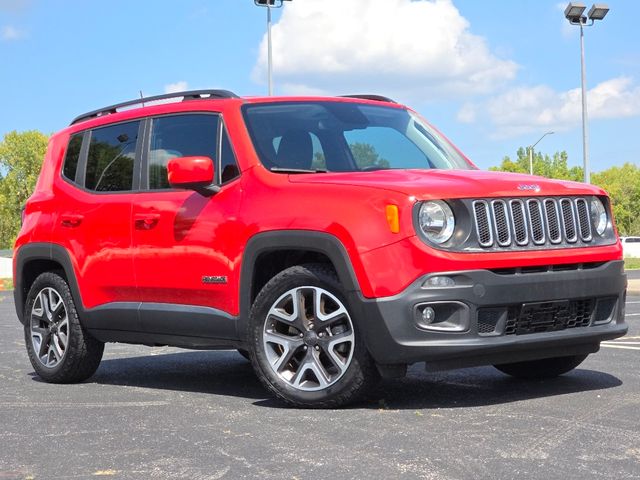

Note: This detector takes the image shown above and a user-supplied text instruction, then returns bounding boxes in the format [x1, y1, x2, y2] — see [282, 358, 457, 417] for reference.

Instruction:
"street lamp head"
[563, 4, 608, 183]
[565, 2, 586, 22]
[254, 0, 291, 6]
[588, 4, 609, 21]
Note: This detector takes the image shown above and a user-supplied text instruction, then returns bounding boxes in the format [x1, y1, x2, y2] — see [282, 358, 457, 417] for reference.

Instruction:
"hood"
[288, 169, 606, 199]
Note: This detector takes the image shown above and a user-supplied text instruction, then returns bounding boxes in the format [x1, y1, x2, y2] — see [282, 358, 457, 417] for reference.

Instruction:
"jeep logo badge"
[517, 184, 540, 192]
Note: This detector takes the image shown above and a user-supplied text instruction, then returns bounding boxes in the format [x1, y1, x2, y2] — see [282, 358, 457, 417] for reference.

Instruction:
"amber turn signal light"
[385, 205, 400, 233]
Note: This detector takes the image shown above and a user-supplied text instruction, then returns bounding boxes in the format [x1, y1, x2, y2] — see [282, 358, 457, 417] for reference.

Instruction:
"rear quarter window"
[62, 133, 83, 182]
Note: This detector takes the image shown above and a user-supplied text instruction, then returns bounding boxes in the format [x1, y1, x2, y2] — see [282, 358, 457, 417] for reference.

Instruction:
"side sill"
[87, 329, 240, 350]
[84, 301, 240, 348]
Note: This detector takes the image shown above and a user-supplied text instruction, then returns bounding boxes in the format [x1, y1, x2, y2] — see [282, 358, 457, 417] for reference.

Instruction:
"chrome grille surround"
[509, 199, 528, 245]
[559, 198, 578, 243]
[526, 199, 545, 245]
[472, 200, 493, 247]
[575, 198, 592, 242]
[543, 199, 562, 244]
[491, 200, 511, 246]
[471, 197, 600, 250]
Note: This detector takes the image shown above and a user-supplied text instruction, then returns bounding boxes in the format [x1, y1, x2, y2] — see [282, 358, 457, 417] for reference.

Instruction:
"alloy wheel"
[30, 287, 69, 368]
[262, 286, 355, 391]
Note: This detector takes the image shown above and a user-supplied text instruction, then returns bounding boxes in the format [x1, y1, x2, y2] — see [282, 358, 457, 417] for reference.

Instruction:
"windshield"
[242, 101, 473, 173]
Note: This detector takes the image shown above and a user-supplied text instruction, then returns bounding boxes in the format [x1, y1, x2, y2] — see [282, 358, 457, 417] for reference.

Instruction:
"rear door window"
[85, 121, 140, 192]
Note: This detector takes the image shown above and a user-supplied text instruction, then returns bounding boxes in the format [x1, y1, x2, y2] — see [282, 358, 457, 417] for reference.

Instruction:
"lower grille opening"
[490, 262, 606, 276]
[477, 297, 612, 336]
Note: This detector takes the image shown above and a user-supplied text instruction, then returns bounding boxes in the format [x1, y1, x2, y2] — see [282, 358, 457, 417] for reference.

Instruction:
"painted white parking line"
[626, 301, 640, 304]
[602, 341, 640, 345]
[625, 313, 640, 317]
[601, 344, 640, 350]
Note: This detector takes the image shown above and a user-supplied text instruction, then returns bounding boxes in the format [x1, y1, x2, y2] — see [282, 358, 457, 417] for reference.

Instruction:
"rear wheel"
[24, 272, 104, 383]
[494, 354, 588, 379]
[248, 264, 379, 408]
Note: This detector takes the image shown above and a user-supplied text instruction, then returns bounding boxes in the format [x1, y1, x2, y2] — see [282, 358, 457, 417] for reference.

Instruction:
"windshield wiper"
[270, 167, 328, 174]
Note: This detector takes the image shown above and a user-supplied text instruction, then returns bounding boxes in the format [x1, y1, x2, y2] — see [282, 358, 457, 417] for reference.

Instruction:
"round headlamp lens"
[418, 201, 455, 244]
[590, 198, 607, 236]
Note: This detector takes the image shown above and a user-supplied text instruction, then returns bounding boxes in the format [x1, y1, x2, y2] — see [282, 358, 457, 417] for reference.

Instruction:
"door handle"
[134, 213, 160, 230]
[60, 214, 84, 228]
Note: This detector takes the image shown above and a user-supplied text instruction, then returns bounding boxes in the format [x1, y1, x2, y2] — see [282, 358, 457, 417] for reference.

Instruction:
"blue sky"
[1, 0, 638, 172]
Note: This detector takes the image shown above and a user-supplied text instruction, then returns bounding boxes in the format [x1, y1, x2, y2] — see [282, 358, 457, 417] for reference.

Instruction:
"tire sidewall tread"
[247, 263, 379, 408]
[24, 272, 104, 384]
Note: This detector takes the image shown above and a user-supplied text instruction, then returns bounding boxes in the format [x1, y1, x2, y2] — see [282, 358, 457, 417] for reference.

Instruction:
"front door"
[131, 113, 242, 328]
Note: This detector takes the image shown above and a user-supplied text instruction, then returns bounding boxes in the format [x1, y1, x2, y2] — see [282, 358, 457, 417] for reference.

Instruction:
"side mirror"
[167, 156, 219, 195]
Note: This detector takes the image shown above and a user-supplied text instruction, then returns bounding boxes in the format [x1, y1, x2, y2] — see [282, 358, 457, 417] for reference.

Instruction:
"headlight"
[590, 197, 607, 236]
[418, 200, 455, 244]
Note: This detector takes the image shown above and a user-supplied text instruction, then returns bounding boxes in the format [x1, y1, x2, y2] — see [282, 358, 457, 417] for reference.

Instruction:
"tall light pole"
[528, 131, 554, 175]
[564, 3, 610, 184]
[254, 0, 291, 96]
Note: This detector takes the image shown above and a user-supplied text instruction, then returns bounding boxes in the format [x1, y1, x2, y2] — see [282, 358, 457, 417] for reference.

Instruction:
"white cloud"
[252, 0, 518, 101]
[477, 77, 640, 138]
[456, 102, 477, 123]
[164, 81, 189, 94]
[1, 25, 26, 41]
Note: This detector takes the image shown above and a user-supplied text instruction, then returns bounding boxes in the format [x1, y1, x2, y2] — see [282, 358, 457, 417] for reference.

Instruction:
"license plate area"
[516, 300, 571, 334]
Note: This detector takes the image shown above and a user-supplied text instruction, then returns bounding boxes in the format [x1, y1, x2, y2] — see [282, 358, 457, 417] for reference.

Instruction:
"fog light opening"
[414, 302, 470, 332]
[421, 306, 436, 324]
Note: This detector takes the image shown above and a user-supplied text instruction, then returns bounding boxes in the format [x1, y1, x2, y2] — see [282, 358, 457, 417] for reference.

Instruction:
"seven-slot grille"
[472, 197, 592, 249]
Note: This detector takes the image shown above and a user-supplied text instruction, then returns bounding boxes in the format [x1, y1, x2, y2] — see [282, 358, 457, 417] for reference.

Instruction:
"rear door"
[51, 120, 142, 312]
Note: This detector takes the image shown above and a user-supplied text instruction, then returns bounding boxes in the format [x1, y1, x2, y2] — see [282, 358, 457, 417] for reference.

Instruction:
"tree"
[491, 147, 640, 236]
[0, 130, 49, 248]
[349, 142, 390, 169]
[311, 143, 390, 170]
[490, 147, 583, 181]
[592, 163, 640, 236]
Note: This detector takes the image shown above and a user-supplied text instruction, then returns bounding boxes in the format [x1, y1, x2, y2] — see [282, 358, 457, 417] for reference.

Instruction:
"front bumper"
[354, 260, 627, 369]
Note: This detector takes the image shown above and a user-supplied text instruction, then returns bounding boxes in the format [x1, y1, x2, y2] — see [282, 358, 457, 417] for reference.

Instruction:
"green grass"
[625, 257, 640, 270]
[0, 278, 12, 290]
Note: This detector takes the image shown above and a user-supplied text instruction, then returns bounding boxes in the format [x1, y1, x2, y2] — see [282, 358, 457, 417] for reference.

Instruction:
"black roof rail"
[70, 89, 240, 125]
[340, 94, 397, 103]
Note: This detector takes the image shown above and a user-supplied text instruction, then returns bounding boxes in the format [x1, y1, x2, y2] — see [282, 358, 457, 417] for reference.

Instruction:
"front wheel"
[24, 272, 104, 383]
[248, 264, 379, 408]
[494, 354, 588, 379]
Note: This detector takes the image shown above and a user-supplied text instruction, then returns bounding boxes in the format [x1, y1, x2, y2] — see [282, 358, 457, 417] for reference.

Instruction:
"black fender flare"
[13, 243, 83, 325]
[237, 230, 362, 338]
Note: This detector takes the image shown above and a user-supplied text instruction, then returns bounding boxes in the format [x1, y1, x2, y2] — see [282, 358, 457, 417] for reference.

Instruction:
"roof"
[69, 90, 399, 126]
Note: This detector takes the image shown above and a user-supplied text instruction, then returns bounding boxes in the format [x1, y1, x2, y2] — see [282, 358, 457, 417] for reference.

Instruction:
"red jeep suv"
[13, 90, 628, 407]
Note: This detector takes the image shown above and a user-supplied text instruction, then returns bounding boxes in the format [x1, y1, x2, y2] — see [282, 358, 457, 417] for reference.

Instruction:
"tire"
[24, 272, 104, 383]
[494, 354, 588, 379]
[247, 264, 379, 408]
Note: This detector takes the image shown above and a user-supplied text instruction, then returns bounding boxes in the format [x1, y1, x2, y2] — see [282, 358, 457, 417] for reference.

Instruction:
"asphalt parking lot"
[1, 291, 639, 480]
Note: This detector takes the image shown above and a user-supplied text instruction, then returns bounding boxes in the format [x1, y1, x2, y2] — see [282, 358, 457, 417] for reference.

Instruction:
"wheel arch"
[14, 243, 83, 325]
[238, 231, 361, 338]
